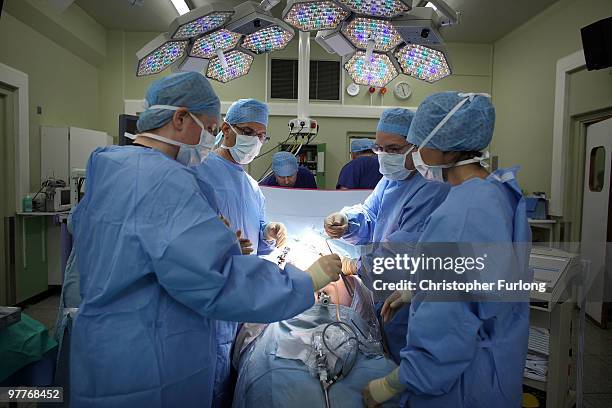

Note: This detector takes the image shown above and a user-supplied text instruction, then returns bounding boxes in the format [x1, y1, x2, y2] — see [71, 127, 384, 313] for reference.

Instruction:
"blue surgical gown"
[195, 152, 274, 255]
[397, 167, 532, 408]
[259, 166, 317, 189]
[336, 155, 382, 189]
[341, 174, 450, 362]
[70, 146, 314, 408]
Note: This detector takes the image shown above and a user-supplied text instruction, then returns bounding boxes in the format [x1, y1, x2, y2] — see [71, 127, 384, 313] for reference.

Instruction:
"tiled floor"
[14, 294, 612, 407]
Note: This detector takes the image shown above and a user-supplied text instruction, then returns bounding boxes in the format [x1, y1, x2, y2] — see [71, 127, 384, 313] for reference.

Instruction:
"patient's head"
[316, 276, 354, 307]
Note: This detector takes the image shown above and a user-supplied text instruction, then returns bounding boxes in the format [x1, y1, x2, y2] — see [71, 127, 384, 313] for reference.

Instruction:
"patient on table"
[232, 276, 399, 408]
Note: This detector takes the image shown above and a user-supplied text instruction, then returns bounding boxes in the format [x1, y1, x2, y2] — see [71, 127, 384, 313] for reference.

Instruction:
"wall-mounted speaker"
[581, 17, 612, 71]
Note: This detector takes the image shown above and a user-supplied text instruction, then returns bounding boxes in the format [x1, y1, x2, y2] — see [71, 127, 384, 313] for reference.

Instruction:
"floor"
[8, 294, 612, 407]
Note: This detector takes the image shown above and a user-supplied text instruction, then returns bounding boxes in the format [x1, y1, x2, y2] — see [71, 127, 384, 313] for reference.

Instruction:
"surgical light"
[344, 51, 398, 88]
[206, 49, 254, 82]
[190, 29, 242, 59]
[282, 0, 349, 32]
[169, 3, 234, 40]
[336, 0, 410, 18]
[170, 0, 190, 15]
[395, 43, 450, 83]
[136, 34, 188, 76]
[341, 17, 402, 52]
[242, 24, 294, 54]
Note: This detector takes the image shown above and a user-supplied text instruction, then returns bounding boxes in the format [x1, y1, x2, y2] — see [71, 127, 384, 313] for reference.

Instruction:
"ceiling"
[75, 0, 559, 43]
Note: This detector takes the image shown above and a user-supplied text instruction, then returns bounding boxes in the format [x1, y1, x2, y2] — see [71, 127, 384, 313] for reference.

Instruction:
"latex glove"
[264, 222, 287, 248]
[236, 230, 253, 255]
[306, 254, 342, 291]
[381, 290, 412, 323]
[324, 212, 348, 239]
[341, 256, 358, 275]
[363, 368, 405, 406]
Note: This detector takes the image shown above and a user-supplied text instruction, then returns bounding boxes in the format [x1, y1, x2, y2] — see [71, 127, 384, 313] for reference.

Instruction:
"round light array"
[137, 41, 188, 76]
[337, 0, 410, 18]
[395, 44, 451, 83]
[172, 11, 234, 40]
[206, 50, 254, 83]
[283, 1, 349, 32]
[190, 29, 242, 59]
[341, 17, 402, 52]
[345, 51, 398, 88]
[242, 25, 294, 54]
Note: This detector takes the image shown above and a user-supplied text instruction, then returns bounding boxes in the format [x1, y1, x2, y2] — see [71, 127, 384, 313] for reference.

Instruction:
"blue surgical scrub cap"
[350, 139, 375, 153]
[225, 99, 269, 127]
[137, 72, 220, 132]
[407, 92, 495, 151]
[272, 152, 298, 177]
[376, 108, 414, 138]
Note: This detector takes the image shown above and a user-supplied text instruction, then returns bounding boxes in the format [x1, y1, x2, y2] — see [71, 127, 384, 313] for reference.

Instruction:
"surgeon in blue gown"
[194, 99, 293, 406]
[259, 151, 317, 189]
[323, 108, 449, 363]
[69, 72, 342, 408]
[336, 138, 382, 189]
[363, 92, 532, 408]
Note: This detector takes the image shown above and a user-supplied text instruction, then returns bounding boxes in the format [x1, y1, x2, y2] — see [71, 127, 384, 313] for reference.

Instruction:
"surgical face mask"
[221, 124, 263, 164]
[377, 146, 414, 181]
[175, 113, 216, 166]
[411, 150, 449, 182]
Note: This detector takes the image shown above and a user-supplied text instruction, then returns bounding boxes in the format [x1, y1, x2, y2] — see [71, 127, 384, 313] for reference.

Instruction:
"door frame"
[0, 63, 29, 213]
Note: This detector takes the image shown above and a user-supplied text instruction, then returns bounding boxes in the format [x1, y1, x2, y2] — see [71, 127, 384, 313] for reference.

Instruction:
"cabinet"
[14, 216, 48, 303]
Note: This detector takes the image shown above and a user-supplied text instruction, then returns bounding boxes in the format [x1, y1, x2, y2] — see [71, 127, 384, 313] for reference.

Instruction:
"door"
[581, 117, 612, 325]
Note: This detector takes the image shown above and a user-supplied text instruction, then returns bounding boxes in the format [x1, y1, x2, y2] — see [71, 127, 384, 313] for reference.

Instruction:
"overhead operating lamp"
[136, 33, 188, 76]
[282, 0, 349, 32]
[344, 51, 399, 88]
[226, 2, 295, 54]
[395, 43, 451, 83]
[169, 2, 234, 40]
[190, 29, 243, 58]
[341, 17, 402, 52]
[206, 49, 255, 82]
[242, 23, 294, 54]
[336, 0, 410, 18]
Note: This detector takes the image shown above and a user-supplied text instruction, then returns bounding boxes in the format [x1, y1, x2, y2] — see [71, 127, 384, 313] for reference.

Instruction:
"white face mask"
[411, 150, 449, 182]
[377, 146, 415, 181]
[175, 113, 216, 166]
[221, 124, 263, 164]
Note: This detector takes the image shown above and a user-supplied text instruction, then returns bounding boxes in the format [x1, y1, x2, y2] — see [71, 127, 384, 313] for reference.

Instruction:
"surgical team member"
[336, 138, 382, 189]
[363, 92, 532, 407]
[323, 108, 450, 362]
[69, 72, 342, 408]
[259, 151, 317, 188]
[195, 99, 286, 255]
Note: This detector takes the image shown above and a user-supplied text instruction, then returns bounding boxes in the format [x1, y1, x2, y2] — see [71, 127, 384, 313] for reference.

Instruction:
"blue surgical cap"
[407, 92, 495, 151]
[272, 152, 298, 177]
[137, 72, 220, 132]
[350, 139, 375, 153]
[376, 108, 414, 138]
[225, 99, 269, 127]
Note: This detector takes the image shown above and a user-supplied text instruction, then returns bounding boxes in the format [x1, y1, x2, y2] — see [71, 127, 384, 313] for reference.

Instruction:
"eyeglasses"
[233, 125, 269, 142]
[371, 143, 415, 155]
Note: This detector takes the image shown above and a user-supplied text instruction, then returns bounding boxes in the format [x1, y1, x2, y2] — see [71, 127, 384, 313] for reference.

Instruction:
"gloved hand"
[306, 254, 342, 291]
[236, 230, 253, 255]
[362, 368, 405, 407]
[264, 222, 287, 248]
[324, 212, 348, 239]
[341, 256, 358, 275]
[380, 290, 412, 323]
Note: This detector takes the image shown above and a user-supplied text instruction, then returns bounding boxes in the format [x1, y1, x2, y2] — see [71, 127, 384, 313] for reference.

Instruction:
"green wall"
[491, 0, 612, 198]
[0, 12, 101, 191]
